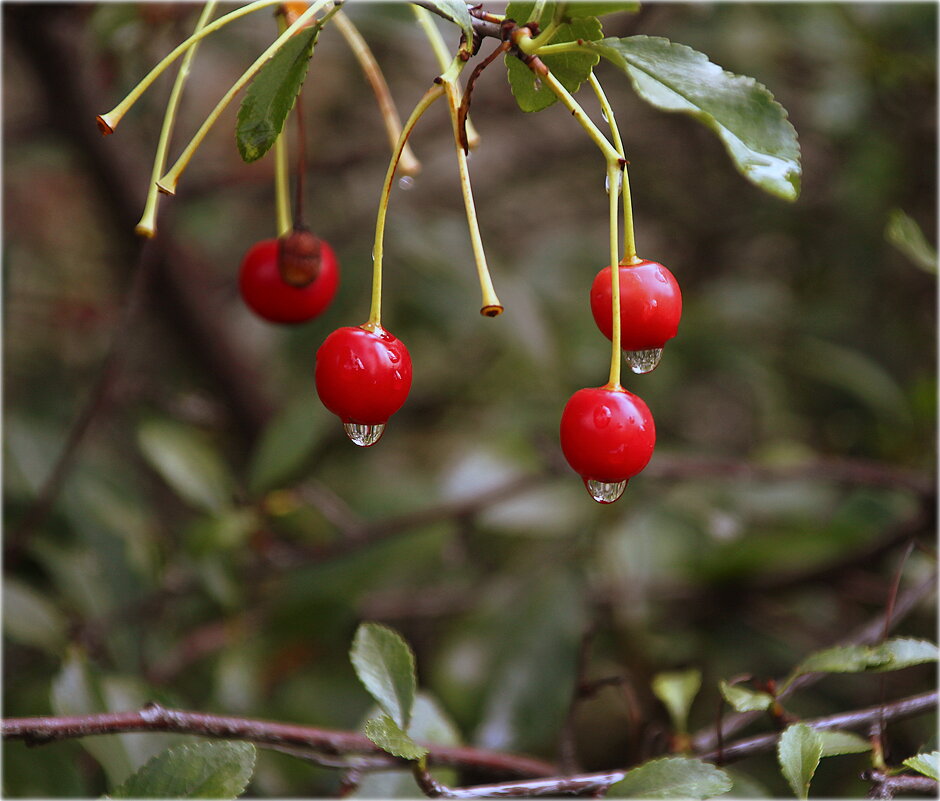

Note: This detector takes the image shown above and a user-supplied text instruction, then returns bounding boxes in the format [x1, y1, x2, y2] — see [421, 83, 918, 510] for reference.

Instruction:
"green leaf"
[719, 681, 774, 713]
[247, 397, 325, 495]
[350, 622, 418, 730]
[236, 27, 318, 163]
[137, 419, 235, 513]
[109, 741, 256, 798]
[364, 715, 428, 761]
[886, 209, 937, 274]
[2, 578, 67, 653]
[609, 756, 733, 799]
[777, 723, 822, 799]
[415, 0, 474, 45]
[791, 638, 938, 680]
[560, 2, 639, 17]
[590, 35, 801, 201]
[651, 669, 701, 734]
[903, 752, 940, 781]
[817, 730, 871, 757]
[871, 638, 940, 671]
[505, 2, 602, 112]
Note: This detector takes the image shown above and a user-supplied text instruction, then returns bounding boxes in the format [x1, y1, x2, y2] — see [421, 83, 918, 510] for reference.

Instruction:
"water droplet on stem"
[344, 422, 386, 447]
[625, 348, 664, 374]
[584, 478, 627, 504]
[398, 176, 415, 190]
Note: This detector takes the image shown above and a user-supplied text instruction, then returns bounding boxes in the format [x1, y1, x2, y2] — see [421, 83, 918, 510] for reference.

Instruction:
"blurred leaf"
[777, 723, 822, 799]
[247, 397, 325, 495]
[609, 756, 733, 799]
[886, 209, 937, 274]
[903, 751, 940, 781]
[137, 419, 235, 513]
[719, 681, 773, 713]
[817, 730, 871, 757]
[591, 35, 801, 200]
[237, 27, 318, 163]
[872, 638, 940, 671]
[185, 508, 258, 556]
[364, 714, 428, 760]
[560, 2, 639, 18]
[109, 741, 256, 798]
[418, 0, 474, 44]
[789, 638, 938, 683]
[505, 3, 602, 112]
[350, 622, 418, 729]
[724, 768, 771, 798]
[651, 669, 701, 734]
[2, 578, 67, 653]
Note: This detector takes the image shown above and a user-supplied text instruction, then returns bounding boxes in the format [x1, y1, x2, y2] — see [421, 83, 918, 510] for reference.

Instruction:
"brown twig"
[456, 40, 511, 152]
[864, 770, 939, 799]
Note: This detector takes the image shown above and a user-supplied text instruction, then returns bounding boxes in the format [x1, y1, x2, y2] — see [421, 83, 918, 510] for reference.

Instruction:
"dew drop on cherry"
[584, 478, 627, 504]
[625, 347, 664, 374]
[344, 422, 386, 447]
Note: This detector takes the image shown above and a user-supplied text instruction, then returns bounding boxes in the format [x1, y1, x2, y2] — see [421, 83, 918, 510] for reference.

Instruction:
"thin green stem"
[333, 10, 421, 176]
[606, 160, 622, 389]
[367, 83, 446, 329]
[441, 62, 502, 316]
[412, 5, 481, 149]
[273, 12, 292, 237]
[158, 0, 335, 195]
[135, 1, 217, 238]
[588, 73, 637, 263]
[97, 0, 282, 133]
[539, 69, 620, 163]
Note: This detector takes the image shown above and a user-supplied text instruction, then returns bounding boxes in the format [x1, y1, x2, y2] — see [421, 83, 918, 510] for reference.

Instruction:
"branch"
[864, 770, 939, 799]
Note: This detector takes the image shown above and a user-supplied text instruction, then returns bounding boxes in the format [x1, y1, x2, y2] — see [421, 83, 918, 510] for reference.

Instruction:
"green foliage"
[418, 0, 474, 44]
[109, 741, 256, 799]
[903, 751, 940, 781]
[363, 714, 429, 760]
[777, 723, 823, 799]
[350, 622, 419, 730]
[718, 681, 774, 713]
[590, 36, 801, 200]
[559, 2, 639, 19]
[2, 578, 67, 654]
[608, 756, 733, 799]
[787, 638, 939, 685]
[651, 668, 701, 734]
[247, 396, 326, 495]
[236, 26, 319, 163]
[505, 2, 602, 112]
[817, 730, 871, 758]
[885, 209, 938, 274]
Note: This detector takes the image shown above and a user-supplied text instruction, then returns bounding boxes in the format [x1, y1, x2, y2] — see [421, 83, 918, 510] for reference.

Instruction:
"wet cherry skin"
[590, 260, 681, 351]
[314, 325, 412, 425]
[239, 238, 339, 324]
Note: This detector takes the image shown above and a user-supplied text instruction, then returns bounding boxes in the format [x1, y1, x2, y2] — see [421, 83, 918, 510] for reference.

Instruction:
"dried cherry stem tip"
[95, 115, 114, 136]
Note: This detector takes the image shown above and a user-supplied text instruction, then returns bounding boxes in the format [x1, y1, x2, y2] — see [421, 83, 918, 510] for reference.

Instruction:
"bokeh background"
[3, 3, 936, 797]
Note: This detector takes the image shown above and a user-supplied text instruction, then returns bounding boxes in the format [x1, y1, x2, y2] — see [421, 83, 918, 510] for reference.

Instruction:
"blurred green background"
[3, 3, 936, 797]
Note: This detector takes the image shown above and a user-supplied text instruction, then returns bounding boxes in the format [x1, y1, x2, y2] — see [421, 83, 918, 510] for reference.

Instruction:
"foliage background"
[2, 2, 936, 797]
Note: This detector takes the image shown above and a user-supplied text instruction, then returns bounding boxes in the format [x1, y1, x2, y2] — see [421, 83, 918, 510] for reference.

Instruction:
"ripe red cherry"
[314, 325, 412, 446]
[590, 260, 681, 367]
[239, 238, 339, 324]
[560, 385, 656, 503]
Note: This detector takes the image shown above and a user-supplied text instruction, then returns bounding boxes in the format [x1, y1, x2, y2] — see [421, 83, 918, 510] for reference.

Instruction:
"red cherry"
[239, 238, 339, 324]
[590, 260, 681, 351]
[559, 385, 655, 503]
[315, 325, 412, 446]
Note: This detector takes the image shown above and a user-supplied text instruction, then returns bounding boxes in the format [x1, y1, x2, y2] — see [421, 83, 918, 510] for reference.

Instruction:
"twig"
[864, 770, 939, 799]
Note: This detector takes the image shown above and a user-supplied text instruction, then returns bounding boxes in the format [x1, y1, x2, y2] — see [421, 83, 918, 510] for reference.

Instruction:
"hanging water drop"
[584, 478, 627, 504]
[625, 347, 664, 374]
[344, 422, 386, 447]
[533, 78, 542, 91]
[398, 175, 415, 191]
[601, 109, 609, 123]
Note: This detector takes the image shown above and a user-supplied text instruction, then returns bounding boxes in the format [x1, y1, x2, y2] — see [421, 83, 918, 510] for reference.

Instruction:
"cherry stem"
[157, 0, 336, 195]
[606, 160, 623, 390]
[412, 5, 481, 149]
[273, 12, 292, 237]
[441, 60, 502, 316]
[135, 1, 217, 238]
[368, 82, 446, 329]
[588, 73, 638, 264]
[293, 84, 307, 230]
[96, 0, 284, 134]
[333, 10, 422, 176]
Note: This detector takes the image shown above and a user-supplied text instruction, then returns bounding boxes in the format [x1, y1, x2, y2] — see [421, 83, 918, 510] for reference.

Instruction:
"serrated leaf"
[792, 638, 938, 680]
[350, 623, 418, 730]
[609, 756, 732, 799]
[2, 578, 67, 653]
[137, 419, 235, 513]
[651, 669, 701, 734]
[886, 209, 938, 274]
[590, 35, 800, 201]
[415, 0, 474, 44]
[560, 2, 639, 17]
[364, 715, 428, 761]
[817, 730, 871, 757]
[237, 27, 318, 163]
[247, 397, 325, 495]
[777, 723, 822, 799]
[505, 2, 602, 112]
[719, 681, 774, 713]
[871, 638, 940, 671]
[109, 741, 256, 798]
[903, 752, 940, 781]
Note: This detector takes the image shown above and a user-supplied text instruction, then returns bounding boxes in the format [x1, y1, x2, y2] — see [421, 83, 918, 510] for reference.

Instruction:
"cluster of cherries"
[239, 236, 681, 503]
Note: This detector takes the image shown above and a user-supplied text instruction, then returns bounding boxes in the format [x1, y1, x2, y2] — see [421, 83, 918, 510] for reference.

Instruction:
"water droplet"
[344, 422, 385, 447]
[584, 478, 627, 504]
[533, 78, 543, 91]
[398, 175, 415, 190]
[625, 347, 663, 374]
[605, 171, 623, 194]
[593, 404, 612, 428]
[601, 109, 609, 123]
